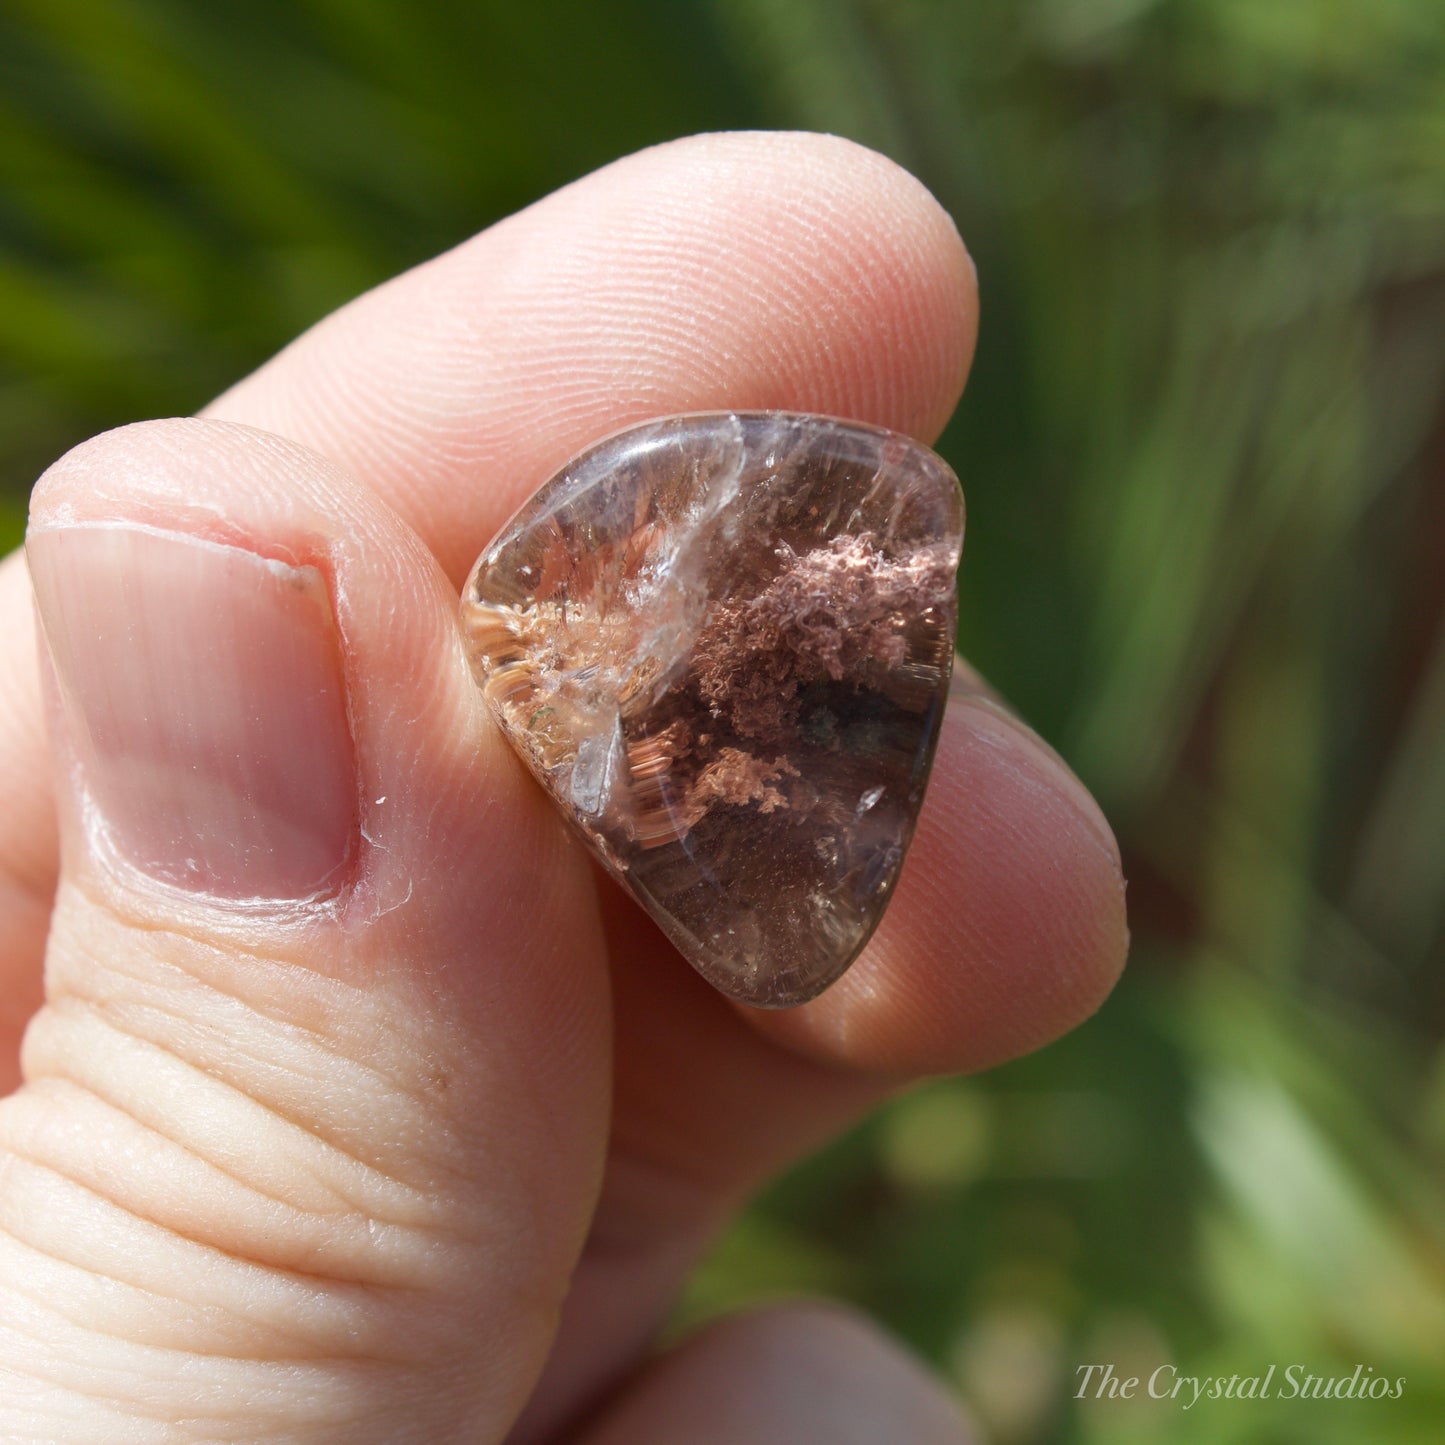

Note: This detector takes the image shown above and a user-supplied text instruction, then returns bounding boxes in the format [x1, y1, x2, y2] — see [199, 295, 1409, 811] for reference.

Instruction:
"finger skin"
[0, 419, 610, 1442]
[576, 1303, 975, 1445]
[0, 130, 978, 1076]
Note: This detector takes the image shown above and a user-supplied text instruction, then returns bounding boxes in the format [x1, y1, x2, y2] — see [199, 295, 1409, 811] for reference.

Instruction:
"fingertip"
[554, 129, 980, 443]
[24, 417, 583, 969]
[580, 1301, 975, 1445]
[751, 689, 1129, 1077]
[737, 130, 980, 439]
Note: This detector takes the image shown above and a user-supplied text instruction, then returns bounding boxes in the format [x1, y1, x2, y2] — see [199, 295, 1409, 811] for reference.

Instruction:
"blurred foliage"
[3, 0, 1444, 1440]
[0, 0, 751, 540]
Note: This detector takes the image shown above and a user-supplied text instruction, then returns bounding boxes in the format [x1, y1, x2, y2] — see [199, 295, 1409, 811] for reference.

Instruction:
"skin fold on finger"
[0, 129, 978, 1086]
[574, 1303, 975, 1445]
[0, 419, 610, 1442]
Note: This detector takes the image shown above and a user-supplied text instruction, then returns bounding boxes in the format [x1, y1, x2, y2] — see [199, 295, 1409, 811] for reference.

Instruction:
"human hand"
[0, 133, 1128, 1442]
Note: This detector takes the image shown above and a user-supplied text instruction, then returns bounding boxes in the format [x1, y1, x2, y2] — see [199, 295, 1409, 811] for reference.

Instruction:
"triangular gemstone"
[462, 412, 963, 1007]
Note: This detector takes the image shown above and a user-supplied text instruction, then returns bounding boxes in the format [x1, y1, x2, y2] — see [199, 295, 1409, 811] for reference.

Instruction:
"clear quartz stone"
[461, 412, 964, 1007]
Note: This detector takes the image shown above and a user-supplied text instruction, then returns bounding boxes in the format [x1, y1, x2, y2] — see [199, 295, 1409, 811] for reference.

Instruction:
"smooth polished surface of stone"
[462, 412, 963, 1007]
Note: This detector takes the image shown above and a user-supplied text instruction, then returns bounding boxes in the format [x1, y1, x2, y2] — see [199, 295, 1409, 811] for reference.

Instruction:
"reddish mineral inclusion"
[461, 412, 964, 1006]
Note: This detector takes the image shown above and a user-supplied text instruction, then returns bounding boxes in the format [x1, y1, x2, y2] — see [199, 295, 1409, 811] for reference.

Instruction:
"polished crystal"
[462, 412, 963, 1006]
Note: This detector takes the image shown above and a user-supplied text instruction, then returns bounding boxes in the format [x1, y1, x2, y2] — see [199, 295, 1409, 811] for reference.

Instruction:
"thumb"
[1, 419, 610, 1442]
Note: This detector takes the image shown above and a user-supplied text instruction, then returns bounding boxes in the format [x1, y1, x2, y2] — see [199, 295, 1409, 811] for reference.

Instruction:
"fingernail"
[948, 663, 1122, 871]
[28, 524, 358, 900]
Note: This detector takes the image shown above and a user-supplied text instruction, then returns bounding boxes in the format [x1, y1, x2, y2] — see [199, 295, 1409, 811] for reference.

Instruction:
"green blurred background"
[3, 1, 1443, 1440]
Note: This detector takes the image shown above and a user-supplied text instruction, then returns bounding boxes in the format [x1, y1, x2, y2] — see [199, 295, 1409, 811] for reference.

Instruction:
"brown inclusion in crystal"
[461, 412, 964, 1007]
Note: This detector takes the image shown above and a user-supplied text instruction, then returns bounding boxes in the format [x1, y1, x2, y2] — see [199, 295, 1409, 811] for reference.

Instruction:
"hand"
[0, 133, 1128, 1442]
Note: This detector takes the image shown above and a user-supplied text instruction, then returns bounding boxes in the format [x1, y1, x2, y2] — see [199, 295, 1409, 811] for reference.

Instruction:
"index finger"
[206, 130, 978, 580]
